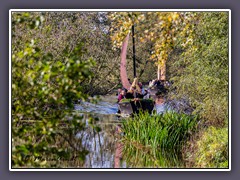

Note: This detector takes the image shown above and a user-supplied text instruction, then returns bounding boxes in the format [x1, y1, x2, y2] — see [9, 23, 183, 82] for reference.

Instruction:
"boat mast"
[132, 25, 136, 78]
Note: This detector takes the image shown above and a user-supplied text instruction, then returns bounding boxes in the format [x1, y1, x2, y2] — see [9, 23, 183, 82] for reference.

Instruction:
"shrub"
[194, 126, 228, 168]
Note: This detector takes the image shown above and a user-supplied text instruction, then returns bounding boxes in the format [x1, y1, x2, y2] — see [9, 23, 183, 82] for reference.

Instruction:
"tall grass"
[122, 111, 198, 151]
[121, 111, 198, 167]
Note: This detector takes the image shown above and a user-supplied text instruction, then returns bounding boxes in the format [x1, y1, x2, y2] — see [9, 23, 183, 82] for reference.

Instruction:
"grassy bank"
[121, 111, 228, 168]
[184, 126, 228, 168]
[121, 111, 198, 167]
[122, 111, 198, 151]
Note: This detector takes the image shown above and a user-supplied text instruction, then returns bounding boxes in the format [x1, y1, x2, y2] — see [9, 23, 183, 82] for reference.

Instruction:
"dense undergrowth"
[193, 126, 228, 168]
[121, 111, 228, 168]
[11, 11, 229, 168]
[121, 111, 198, 167]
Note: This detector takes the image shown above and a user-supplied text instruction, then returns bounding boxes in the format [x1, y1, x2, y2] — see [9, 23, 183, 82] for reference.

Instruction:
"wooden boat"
[118, 99, 154, 116]
[117, 25, 167, 116]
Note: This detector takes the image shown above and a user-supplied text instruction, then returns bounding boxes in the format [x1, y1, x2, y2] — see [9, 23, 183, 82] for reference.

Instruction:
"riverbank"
[120, 111, 198, 167]
[120, 110, 228, 168]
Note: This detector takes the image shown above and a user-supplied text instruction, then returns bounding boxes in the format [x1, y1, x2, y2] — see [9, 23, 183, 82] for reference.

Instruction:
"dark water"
[73, 94, 181, 168]
[74, 94, 126, 168]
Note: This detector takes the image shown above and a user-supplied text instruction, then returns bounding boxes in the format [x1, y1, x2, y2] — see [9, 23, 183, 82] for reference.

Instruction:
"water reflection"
[74, 96, 127, 168]
[72, 95, 183, 168]
[121, 142, 184, 168]
[74, 102, 118, 115]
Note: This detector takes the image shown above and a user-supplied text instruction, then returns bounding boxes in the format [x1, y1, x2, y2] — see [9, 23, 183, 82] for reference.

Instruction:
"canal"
[71, 93, 183, 168]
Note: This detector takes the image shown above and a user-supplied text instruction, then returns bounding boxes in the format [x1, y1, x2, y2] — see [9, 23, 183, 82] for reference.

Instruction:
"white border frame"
[9, 9, 231, 171]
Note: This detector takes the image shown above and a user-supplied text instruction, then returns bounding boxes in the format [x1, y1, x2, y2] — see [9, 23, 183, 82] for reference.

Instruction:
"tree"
[168, 12, 229, 125]
[11, 12, 96, 167]
[108, 12, 194, 81]
[12, 12, 122, 96]
[109, 11, 229, 125]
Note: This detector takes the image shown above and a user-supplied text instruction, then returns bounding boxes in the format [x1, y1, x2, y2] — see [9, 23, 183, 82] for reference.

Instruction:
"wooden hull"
[118, 99, 154, 116]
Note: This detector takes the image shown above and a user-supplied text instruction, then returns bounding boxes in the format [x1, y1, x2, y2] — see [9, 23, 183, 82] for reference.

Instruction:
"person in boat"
[130, 78, 141, 96]
[117, 89, 126, 103]
[116, 88, 122, 96]
[155, 92, 165, 105]
[124, 85, 136, 99]
[149, 79, 158, 88]
[155, 95, 165, 105]
[158, 80, 165, 92]
[126, 78, 149, 99]
[137, 82, 149, 99]
[119, 78, 147, 102]
[149, 79, 167, 94]
[117, 89, 127, 114]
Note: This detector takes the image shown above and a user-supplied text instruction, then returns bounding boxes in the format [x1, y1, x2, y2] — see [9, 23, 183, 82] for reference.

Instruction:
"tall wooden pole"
[132, 25, 136, 78]
[157, 64, 161, 80]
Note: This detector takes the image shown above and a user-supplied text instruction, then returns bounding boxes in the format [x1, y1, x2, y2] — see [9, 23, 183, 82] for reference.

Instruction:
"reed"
[122, 111, 198, 158]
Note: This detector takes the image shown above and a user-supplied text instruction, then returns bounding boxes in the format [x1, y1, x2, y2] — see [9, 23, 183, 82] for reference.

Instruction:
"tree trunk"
[160, 61, 166, 81]
[157, 64, 161, 80]
[157, 61, 166, 81]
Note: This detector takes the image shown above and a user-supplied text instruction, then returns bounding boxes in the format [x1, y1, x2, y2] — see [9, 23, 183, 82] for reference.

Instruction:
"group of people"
[117, 77, 170, 106]
[117, 77, 149, 103]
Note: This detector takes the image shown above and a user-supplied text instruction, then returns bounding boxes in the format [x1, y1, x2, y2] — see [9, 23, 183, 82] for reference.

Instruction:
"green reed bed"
[122, 141, 183, 168]
[122, 111, 198, 154]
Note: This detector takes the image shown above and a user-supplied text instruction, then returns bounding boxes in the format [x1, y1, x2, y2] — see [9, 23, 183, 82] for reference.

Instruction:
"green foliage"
[194, 126, 228, 168]
[119, 98, 153, 103]
[12, 40, 94, 119]
[11, 12, 97, 168]
[109, 12, 195, 80]
[168, 12, 229, 125]
[121, 111, 198, 167]
[11, 11, 229, 168]
[122, 142, 183, 168]
[122, 112, 197, 168]
[119, 99, 131, 103]
[12, 12, 123, 96]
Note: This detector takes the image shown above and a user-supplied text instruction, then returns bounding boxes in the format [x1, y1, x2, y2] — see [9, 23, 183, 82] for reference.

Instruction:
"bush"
[11, 13, 97, 168]
[168, 12, 229, 126]
[194, 126, 228, 168]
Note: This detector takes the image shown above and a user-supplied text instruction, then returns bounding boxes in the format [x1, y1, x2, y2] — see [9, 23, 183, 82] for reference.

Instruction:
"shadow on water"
[70, 94, 184, 168]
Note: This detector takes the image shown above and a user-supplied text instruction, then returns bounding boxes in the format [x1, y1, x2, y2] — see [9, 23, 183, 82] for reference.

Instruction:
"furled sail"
[120, 34, 131, 90]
